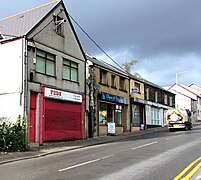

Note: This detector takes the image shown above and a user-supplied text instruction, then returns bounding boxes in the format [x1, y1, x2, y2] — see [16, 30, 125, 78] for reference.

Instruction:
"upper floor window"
[63, 59, 78, 82]
[111, 74, 116, 88]
[146, 87, 149, 100]
[169, 96, 173, 106]
[155, 91, 158, 102]
[134, 82, 140, 93]
[53, 15, 65, 36]
[100, 69, 108, 85]
[119, 77, 126, 91]
[199, 98, 201, 105]
[36, 49, 55, 76]
[164, 94, 168, 104]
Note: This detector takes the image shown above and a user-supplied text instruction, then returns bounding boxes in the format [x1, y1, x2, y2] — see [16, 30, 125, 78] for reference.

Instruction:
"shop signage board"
[100, 92, 128, 104]
[44, 87, 82, 103]
[132, 88, 138, 93]
[108, 123, 115, 134]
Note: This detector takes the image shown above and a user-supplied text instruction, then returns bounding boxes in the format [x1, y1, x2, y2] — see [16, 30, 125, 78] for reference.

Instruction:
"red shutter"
[44, 99, 83, 141]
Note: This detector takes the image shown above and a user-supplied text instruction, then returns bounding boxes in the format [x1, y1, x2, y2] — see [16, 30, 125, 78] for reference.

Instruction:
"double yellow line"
[174, 156, 201, 180]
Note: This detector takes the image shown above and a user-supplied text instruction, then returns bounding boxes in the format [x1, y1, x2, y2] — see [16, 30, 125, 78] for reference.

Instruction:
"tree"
[122, 60, 137, 73]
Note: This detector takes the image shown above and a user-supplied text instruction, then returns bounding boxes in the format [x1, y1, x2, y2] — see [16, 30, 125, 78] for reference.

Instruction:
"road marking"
[131, 141, 158, 150]
[174, 157, 201, 180]
[58, 155, 113, 172]
[166, 135, 182, 140]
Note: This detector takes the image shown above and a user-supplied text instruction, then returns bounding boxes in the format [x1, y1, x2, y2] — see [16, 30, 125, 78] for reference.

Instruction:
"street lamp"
[176, 71, 189, 84]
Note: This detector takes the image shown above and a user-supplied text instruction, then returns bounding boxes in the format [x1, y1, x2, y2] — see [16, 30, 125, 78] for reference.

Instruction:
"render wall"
[0, 39, 24, 122]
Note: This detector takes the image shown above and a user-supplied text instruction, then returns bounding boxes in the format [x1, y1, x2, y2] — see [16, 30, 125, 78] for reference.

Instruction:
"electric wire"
[29, 8, 125, 71]
[67, 13, 125, 71]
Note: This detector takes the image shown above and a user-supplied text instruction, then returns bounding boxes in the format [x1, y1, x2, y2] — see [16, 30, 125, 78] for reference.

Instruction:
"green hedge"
[0, 116, 27, 152]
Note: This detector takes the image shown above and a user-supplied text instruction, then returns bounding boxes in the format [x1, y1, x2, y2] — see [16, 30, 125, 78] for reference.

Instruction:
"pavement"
[0, 124, 201, 179]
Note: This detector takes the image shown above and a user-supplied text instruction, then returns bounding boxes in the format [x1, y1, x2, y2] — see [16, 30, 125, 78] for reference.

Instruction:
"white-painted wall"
[0, 39, 24, 123]
[145, 105, 151, 125]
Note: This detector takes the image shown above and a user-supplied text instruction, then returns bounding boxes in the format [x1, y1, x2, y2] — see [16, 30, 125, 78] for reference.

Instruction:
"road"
[1, 125, 201, 180]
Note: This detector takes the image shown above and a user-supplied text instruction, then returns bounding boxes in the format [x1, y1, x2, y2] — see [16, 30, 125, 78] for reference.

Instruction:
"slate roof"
[86, 55, 174, 93]
[0, 0, 60, 41]
[86, 55, 129, 78]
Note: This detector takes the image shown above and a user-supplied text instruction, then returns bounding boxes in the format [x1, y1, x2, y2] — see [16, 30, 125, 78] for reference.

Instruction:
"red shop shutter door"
[44, 99, 82, 141]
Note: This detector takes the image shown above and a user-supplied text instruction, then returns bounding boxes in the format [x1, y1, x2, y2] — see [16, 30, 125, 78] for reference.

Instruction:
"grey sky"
[1, 0, 201, 86]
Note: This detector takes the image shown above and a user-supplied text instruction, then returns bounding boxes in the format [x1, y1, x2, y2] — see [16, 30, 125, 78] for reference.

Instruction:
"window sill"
[111, 86, 117, 89]
[119, 89, 127, 93]
[62, 78, 79, 84]
[99, 82, 109, 87]
[36, 71, 56, 78]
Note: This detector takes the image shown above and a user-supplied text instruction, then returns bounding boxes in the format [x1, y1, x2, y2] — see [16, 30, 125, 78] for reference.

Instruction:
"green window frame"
[36, 49, 55, 76]
[63, 59, 78, 82]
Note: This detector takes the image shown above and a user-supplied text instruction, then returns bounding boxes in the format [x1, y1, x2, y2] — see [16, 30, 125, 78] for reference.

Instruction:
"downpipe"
[23, 37, 29, 148]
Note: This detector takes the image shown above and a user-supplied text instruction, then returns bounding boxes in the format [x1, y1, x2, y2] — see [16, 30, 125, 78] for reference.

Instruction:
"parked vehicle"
[166, 108, 192, 132]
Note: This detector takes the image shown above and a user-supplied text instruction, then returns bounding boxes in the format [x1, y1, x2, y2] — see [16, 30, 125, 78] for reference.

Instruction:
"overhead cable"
[68, 13, 125, 71]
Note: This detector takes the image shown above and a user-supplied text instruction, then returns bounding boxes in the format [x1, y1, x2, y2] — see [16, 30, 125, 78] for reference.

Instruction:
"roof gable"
[0, 0, 60, 41]
[168, 84, 197, 100]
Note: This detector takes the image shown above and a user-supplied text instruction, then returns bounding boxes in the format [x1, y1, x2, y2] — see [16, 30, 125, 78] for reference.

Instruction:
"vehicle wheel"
[169, 129, 174, 132]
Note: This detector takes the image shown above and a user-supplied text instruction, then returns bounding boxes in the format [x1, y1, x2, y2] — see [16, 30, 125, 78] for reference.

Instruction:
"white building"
[0, 0, 86, 146]
[164, 83, 201, 122]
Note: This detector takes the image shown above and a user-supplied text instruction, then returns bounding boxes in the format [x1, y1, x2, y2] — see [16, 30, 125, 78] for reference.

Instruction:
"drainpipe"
[23, 36, 29, 148]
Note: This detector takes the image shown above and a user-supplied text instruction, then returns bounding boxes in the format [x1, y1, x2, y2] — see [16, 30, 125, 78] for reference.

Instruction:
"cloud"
[1, 0, 201, 86]
[66, 0, 201, 86]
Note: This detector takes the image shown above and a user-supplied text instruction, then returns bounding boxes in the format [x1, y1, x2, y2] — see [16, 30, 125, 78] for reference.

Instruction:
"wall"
[130, 79, 144, 99]
[93, 66, 130, 135]
[27, 3, 85, 94]
[0, 39, 24, 123]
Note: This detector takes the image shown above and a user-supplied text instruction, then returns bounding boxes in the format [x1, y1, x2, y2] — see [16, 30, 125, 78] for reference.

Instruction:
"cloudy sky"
[1, 0, 201, 86]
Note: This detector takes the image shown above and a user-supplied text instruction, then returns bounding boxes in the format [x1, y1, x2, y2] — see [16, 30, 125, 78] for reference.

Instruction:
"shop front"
[97, 92, 128, 136]
[39, 87, 84, 144]
[131, 97, 145, 131]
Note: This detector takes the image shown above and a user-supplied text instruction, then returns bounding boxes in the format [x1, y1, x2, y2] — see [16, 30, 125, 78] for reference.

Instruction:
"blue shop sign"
[100, 92, 128, 104]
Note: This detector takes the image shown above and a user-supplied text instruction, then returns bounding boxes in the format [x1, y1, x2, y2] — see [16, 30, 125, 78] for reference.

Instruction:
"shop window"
[116, 105, 122, 126]
[107, 105, 115, 123]
[100, 69, 108, 85]
[36, 49, 55, 76]
[99, 103, 107, 125]
[63, 59, 78, 82]
[99, 102, 122, 126]
[151, 107, 160, 125]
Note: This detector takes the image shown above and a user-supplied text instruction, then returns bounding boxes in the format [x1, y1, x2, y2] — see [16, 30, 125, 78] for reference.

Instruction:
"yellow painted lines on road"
[174, 156, 201, 180]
